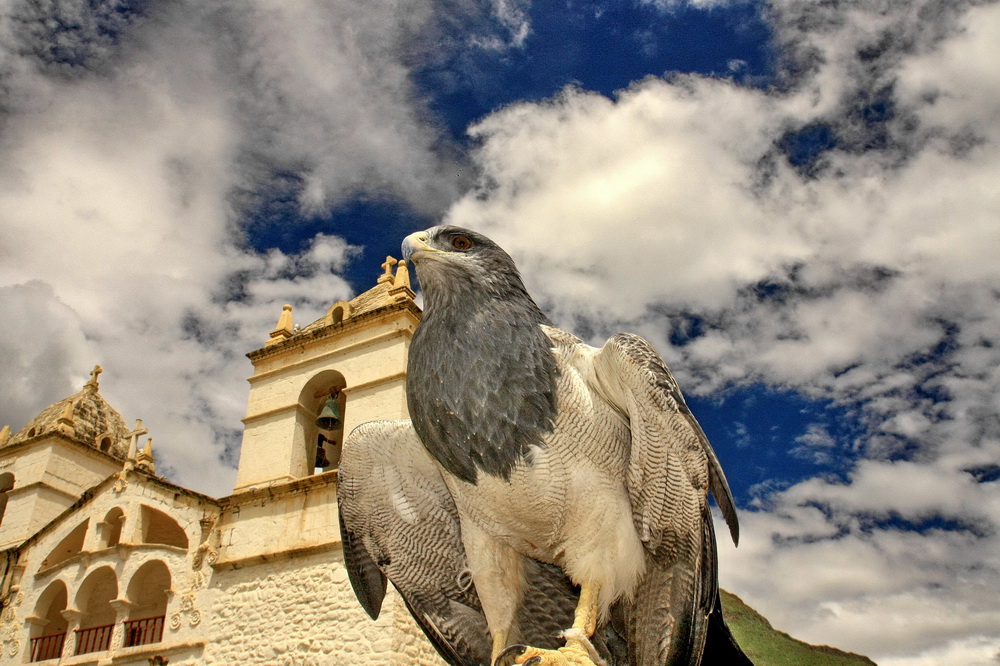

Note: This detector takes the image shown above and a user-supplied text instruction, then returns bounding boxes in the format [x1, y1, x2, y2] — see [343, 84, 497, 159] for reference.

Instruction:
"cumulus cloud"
[0, 282, 96, 428]
[445, 0, 1000, 662]
[0, 0, 507, 493]
[213, 0, 465, 215]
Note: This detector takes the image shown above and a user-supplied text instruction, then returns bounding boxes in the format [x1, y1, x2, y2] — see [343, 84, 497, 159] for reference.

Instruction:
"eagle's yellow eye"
[451, 236, 472, 250]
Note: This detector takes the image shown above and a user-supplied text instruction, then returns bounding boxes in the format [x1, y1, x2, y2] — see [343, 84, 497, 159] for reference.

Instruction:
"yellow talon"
[496, 643, 600, 666]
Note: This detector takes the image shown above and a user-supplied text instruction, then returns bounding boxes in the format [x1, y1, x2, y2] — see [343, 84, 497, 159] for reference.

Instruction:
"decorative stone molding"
[267, 304, 295, 346]
[109, 598, 135, 614]
[0, 590, 23, 657]
[192, 516, 219, 570]
[169, 592, 201, 631]
[60, 608, 82, 624]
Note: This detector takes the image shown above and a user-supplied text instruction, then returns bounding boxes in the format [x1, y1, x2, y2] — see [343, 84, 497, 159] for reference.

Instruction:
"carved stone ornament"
[169, 592, 201, 631]
[0, 591, 22, 656]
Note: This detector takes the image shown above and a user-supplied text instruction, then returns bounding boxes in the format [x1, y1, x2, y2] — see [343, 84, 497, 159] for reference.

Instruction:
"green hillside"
[721, 590, 877, 666]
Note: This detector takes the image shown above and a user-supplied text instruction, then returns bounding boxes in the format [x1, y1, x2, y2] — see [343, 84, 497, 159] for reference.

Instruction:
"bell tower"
[233, 257, 420, 492]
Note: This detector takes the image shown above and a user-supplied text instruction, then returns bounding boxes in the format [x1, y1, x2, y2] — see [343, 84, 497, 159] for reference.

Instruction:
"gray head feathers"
[404, 225, 558, 483]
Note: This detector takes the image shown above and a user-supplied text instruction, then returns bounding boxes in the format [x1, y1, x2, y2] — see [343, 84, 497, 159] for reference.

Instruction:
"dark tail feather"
[700, 592, 754, 665]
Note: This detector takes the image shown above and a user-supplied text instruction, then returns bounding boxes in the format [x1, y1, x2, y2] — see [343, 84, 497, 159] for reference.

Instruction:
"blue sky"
[1, 0, 998, 663]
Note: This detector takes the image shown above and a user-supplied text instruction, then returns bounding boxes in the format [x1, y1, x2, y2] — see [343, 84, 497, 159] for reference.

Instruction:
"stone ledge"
[222, 469, 339, 506]
[247, 301, 421, 364]
[211, 541, 339, 571]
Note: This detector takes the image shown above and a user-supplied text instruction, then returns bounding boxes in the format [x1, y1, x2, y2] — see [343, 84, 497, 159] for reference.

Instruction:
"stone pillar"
[123, 503, 143, 544]
[110, 598, 135, 652]
[59, 608, 82, 659]
[23, 615, 47, 661]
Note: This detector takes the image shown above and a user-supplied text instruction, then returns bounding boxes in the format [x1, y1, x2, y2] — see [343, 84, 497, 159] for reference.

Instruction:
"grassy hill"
[722, 590, 877, 665]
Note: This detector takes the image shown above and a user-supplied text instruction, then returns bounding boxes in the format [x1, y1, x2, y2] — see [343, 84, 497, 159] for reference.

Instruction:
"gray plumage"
[338, 225, 751, 665]
[339, 421, 625, 665]
[405, 230, 558, 484]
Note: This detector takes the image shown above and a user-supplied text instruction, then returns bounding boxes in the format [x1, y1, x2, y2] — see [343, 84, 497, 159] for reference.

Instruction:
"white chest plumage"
[441, 329, 648, 611]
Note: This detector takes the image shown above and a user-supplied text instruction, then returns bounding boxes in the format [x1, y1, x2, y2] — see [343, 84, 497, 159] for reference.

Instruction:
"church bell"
[315, 394, 342, 431]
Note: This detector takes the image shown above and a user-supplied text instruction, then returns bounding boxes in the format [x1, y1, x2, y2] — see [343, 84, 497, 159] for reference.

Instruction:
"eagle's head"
[402, 225, 532, 310]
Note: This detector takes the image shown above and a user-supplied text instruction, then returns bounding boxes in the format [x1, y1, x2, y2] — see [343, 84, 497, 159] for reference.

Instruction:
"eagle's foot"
[493, 643, 600, 666]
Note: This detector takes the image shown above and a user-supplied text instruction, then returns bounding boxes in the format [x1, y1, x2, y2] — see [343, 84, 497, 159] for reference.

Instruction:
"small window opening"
[139, 505, 188, 549]
[99, 508, 125, 548]
[41, 520, 88, 569]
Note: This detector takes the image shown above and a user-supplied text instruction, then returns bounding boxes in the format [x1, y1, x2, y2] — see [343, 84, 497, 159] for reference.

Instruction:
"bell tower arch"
[233, 257, 419, 492]
[299, 369, 347, 475]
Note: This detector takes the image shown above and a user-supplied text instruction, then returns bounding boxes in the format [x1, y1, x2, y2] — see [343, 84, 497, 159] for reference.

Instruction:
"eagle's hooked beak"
[402, 231, 436, 264]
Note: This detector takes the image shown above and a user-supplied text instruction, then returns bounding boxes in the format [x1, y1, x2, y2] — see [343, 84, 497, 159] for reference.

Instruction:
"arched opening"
[124, 560, 170, 647]
[30, 580, 68, 662]
[139, 505, 188, 549]
[298, 370, 347, 476]
[98, 435, 112, 453]
[0, 472, 13, 526]
[99, 508, 125, 548]
[74, 567, 117, 655]
[326, 300, 352, 326]
[41, 519, 88, 570]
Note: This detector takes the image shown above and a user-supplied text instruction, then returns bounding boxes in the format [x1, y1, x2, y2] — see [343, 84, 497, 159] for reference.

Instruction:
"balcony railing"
[29, 632, 65, 662]
[123, 615, 165, 648]
[74, 623, 114, 655]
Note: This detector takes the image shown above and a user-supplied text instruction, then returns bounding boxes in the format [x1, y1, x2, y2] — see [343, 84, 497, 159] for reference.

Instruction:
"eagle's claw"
[494, 644, 528, 666]
[494, 643, 598, 666]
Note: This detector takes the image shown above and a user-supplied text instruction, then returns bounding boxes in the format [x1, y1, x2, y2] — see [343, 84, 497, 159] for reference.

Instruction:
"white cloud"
[216, 0, 464, 215]
[445, 1, 1000, 662]
[0, 0, 462, 494]
[0, 282, 96, 428]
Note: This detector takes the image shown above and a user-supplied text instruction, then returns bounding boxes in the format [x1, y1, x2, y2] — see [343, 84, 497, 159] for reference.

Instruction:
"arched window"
[74, 567, 117, 655]
[298, 370, 347, 476]
[99, 508, 125, 548]
[30, 580, 68, 661]
[326, 300, 352, 326]
[41, 519, 88, 570]
[0, 472, 13, 526]
[124, 561, 170, 647]
[139, 505, 188, 549]
[98, 436, 113, 453]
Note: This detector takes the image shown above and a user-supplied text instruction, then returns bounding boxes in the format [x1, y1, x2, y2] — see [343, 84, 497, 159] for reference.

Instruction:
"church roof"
[3, 366, 130, 459]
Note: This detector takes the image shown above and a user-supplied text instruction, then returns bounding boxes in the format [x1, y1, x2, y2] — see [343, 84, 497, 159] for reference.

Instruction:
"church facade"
[0, 258, 446, 665]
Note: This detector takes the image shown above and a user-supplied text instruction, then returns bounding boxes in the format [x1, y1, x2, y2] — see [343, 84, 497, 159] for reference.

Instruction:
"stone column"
[59, 608, 82, 659]
[22, 616, 47, 661]
[109, 598, 135, 652]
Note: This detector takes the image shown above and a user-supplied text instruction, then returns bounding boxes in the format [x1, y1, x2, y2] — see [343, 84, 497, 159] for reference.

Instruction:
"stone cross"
[379, 256, 398, 284]
[126, 418, 149, 459]
[86, 365, 103, 389]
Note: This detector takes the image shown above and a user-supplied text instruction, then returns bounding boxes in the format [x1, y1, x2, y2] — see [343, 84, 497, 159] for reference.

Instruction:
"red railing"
[29, 632, 65, 662]
[123, 615, 165, 647]
[74, 623, 114, 655]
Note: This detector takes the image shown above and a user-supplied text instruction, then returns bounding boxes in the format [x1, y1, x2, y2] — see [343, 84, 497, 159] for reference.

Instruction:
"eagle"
[338, 225, 751, 665]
